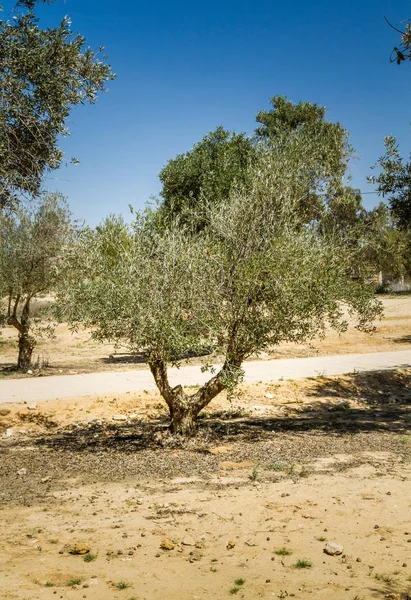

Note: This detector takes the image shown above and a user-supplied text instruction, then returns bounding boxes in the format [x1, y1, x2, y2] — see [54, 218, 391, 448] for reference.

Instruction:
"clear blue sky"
[30, 0, 411, 224]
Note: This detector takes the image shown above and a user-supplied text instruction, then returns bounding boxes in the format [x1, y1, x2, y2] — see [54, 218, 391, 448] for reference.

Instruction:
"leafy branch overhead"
[0, 0, 115, 209]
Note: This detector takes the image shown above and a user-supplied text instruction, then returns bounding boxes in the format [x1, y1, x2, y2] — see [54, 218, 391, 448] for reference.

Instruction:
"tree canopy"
[0, 0, 114, 209]
[158, 97, 353, 228]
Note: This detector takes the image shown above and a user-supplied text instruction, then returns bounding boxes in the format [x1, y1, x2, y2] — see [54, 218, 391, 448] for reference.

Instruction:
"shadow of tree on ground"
[22, 368, 411, 454]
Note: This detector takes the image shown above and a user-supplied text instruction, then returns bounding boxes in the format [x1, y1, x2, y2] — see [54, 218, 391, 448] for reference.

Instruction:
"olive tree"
[0, 194, 73, 369]
[0, 0, 114, 209]
[58, 129, 381, 436]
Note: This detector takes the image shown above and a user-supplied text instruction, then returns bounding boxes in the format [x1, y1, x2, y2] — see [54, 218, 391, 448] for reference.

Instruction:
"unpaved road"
[1, 349, 411, 404]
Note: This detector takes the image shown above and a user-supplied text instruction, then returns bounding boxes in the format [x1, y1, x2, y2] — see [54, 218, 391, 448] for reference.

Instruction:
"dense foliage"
[0, 0, 114, 209]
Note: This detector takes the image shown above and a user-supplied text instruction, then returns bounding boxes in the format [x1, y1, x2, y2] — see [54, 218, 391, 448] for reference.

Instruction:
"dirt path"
[1, 349, 411, 405]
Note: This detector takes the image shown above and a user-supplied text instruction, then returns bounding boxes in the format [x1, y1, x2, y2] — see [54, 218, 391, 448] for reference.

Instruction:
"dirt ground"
[1, 295, 411, 378]
[1, 370, 410, 599]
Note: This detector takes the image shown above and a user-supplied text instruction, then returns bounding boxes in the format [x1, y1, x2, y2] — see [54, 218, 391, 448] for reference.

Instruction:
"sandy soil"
[1, 295, 411, 379]
[1, 371, 410, 599]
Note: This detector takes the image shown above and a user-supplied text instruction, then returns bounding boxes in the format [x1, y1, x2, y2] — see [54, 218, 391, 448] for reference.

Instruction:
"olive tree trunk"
[148, 353, 243, 436]
[17, 332, 36, 370]
[8, 296, 35, 370]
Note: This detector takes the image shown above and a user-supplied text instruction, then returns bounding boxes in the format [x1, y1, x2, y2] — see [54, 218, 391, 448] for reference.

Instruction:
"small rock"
[182, 537, 196, 547]
[17, 468, 27, 476]
[0, 408, 11, 416]
[41, 477, 50, 484]
[112, 414, 127, 421]
[6, 428, 13, 437]
[324, 541, 343, 556]
[136, 498, 143, 505]
[69, 543, 91, 555]
[374, 525, 380, 529]
[264, 393, 274, 399]
[226, 540, 236, 550]
[356, 557, 362, 563]
[27, 370, 33, 375]
[402, 563, 407, 567]
[27, 403, 37, 410]
[160, 539, 175, 551]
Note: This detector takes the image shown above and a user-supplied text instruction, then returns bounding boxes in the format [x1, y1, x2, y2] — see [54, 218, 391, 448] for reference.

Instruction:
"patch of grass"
[48, 538, 58, 544]
[116, 581, 133, 590]
[274, 547, 292, 556]
[83, 552, 97, 562]
[299, 467, 310, 478]
[44, 581, 54, 587]
[66, 577, 83, 587]
[229, 586, 240, 595]
[374, 573, 398, 584]
[210, 566, 217, 573]
[268, 463, 286, 471]
[249, 464, 259, 481]
[235, 578, 245, 586]
[294, 559, 312, 569]
[315, 536, 326, 542]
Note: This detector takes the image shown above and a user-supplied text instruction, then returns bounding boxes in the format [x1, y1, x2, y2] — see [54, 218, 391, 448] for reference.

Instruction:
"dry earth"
[1, 295, 411, 378]
[1, 370, 411, 599]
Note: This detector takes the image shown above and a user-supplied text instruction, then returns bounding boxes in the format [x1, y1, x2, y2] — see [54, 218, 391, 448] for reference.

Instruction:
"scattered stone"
[69, 543, 91, 555]
[27, 403, 37, 410]
[182, 537, 196, 547]
[324, 541, 343, 556]
[160, 539, 175, 551]
[281, 493, 290, 498]
[112, 414, 127, 422]
[17, 468, 27, 476]
[226, 540, 236, 550]
[0, 408, 11, 416]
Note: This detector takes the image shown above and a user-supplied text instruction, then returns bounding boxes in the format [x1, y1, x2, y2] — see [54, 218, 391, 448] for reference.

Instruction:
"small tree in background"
[0, 0, 114, 210]
[369, 136, 411, 231]
[0, 193, 74, 369]
[59, 129, 381, 436]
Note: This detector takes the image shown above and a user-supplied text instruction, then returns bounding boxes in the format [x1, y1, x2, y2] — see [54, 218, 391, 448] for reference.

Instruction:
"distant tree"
[158, 126, 255, 228]
[59, 131, 381, 436]
[369, 136, 411, 231]
[0, 0, 114, 210]
[321, 187, 408, 279]
[0, 194, 74, 369]
[158, 97, 352, 228]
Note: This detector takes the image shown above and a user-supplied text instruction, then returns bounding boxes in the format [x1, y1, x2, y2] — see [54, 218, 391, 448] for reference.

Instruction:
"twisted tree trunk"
[148, 352, 244, 436]
[8, 296, 35, 370]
